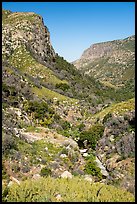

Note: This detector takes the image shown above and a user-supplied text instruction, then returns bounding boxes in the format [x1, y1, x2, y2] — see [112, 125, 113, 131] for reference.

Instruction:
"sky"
[2, 2, 135, 62]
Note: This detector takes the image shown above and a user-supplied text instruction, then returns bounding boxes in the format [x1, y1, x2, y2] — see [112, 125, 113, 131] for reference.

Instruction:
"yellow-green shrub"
[4, 176, 135, 202]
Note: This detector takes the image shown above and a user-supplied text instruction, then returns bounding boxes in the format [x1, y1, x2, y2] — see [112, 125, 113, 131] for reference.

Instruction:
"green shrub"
[77, 123, 85, 131]
[85, 160, 102, 180]
[12, 164, 21, 173]
[2, 102, 8, 109]
[25, 126, 41, 132]
[84, 153, 102, 180]
[103, 112, 112, 123]
[79, 124, 104, 150]
[2, 83, 9, 92]
[55, 83, 70, 91]
[61, 121, 71, 130]
[3, 176, 135, 202]
[2, 163, 9, 180]
[2, 134, 17, 155]
[2, 185, 9, 202]
[25, 101, 54, 120]
[40, 167, 52, 177]
[60, 147, 68, 155]
[53, 113, 61, 121]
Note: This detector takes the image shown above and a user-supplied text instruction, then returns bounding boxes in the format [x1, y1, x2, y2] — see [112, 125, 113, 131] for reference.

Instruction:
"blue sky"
[2, 2, 135, 62]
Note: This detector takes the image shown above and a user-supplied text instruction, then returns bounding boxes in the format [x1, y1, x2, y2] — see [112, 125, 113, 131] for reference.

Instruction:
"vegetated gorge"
[2, 9, 135, 202]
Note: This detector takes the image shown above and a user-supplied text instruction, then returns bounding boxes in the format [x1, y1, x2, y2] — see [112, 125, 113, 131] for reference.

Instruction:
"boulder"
[10, 176, 20, 185]
[60, 154, 67, 158]
[84, 175, 93, 183]
[61, 170, 73, 179]
[55, 194, 62, 202]
[8, 181, 14, 187]
[32, 174, 41, 180]
[109, 135, 115, 142]
[95, 157, 109, 177]
[80, 149, 87, 153]
[83, 153, 89, 157]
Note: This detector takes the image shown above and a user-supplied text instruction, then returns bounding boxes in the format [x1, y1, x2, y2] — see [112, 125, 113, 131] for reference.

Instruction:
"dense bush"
[2, 162, 9, 180]
[40, 167, 52, 177]
[3, 176, 135, 202]
[2, 83, 10, 93]
[55, 83, 70, 91]
[85, 160, 102, 180]
[54, 54, 108, 103]
[77, 123, 85, 131]
[2, 133, 17, 155]
[61, 121, 71, 130]
[25, 100, 55, 120]
[79, 124, 104, 150]
[84, 153, 102, 180]
[103, 112, 112, 123]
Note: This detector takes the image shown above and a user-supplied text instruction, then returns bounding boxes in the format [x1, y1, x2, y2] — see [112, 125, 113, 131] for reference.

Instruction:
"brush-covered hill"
[73, 35, 135, 87]
[2, 9, 135, 202]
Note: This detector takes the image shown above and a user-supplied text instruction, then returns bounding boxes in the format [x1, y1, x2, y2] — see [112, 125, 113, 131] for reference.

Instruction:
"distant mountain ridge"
[73, 35, 135, 86]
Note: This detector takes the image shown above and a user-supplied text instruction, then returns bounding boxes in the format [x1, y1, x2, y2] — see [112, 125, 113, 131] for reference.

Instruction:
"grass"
[9, 45, 36, 71]
[8, 45, 75, 102]
[3, 176, 135, 202]
[93, 98, 135, 120]
[9, 45, 69, 86]
[28, 63, 68, 86]
[25, 126, 42, 133]
[2, 9, 12, 21]
[100, 80, 119, 89]
[17, 138, 63, 165]
[2, 11, 40, 25]
[122, 66, 134, 81]
[32, 86, 77, 102]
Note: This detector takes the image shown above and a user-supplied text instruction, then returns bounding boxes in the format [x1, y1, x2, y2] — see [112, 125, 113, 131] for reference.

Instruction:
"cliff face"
[73, 36, 135, 86]
[2, 10, 55, 66]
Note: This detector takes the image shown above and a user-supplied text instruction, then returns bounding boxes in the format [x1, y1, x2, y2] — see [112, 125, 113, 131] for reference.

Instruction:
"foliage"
[55, 83, 70, 91]
[25, 126, 42, 133]
[61, 121, 71, 130]
[93, 98, 135, 121]
[24, 100, 54, 120]
[79, 124, 104, 150]
[85, 160, 102, 180]
[32, 86, 74, 102]
[2, 133, 17, 155]
[54, 54, 106, 102]
[77, 123, 85, 131]
[11, 137, 63, 170]
[40, 167, 52, 177]
[103, 112, 112, 123]
[2, 83, 10, 93]
[2, 184, 9, 202]
[84, 153, 102, 180]
[2, 162, 9, 180]
[3, 176, 135, 202]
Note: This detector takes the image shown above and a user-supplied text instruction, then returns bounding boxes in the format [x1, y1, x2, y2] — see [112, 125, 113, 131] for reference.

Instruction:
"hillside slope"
[2, 9, 135, 202]
[73, 36, 135, 86]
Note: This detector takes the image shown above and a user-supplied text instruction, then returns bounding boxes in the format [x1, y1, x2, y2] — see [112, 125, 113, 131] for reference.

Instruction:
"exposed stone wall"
[81, 42, 115, 61]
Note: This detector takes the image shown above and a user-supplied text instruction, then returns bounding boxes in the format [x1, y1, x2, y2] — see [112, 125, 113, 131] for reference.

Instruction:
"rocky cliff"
[2, 9, 55, 66]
